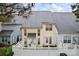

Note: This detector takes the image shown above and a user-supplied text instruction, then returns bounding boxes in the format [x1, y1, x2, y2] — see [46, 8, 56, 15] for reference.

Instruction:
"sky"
[31, 3, 73, 12]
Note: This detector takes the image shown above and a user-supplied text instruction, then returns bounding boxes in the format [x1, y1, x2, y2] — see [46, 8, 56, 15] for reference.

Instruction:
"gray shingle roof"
[14, 11, 53, 27]
[0, 30, 13, 36]
[2, 23, 22, 26]
[15, 11, 79, 34]
[1, 23, 22, 31]
[52, 12, 79, 34]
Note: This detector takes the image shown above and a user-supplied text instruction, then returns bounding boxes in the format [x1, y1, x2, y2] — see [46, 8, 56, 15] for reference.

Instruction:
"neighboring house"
[21, 11, 79, 49]
[0, 23, 22, 45]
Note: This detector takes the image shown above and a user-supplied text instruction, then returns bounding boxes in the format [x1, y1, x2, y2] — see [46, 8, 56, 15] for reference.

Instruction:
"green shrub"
[0, 46, 14, 56]
[5, 46, 14, 56]
[0, 48, 6, 56]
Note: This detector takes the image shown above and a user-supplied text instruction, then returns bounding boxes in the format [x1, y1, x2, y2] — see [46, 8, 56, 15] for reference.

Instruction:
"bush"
[0, 46, 14, 56]
[0, 47, 7, 56]
[5, 46, 14, 56]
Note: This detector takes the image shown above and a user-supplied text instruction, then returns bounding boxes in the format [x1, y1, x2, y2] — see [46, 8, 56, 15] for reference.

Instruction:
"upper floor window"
[38, 29, 40, 36]
[24, 29, 27, 36]
[46, 24, 52, 31]
[63, 36, 71, 43]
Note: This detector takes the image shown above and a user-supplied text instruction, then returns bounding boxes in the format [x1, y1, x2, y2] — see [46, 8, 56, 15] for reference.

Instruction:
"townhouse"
[21, 11, 79, 49]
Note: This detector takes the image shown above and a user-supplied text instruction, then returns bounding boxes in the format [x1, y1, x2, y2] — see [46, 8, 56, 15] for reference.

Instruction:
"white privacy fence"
[12, 41, 79, 56]
[12, 45, 79, 56]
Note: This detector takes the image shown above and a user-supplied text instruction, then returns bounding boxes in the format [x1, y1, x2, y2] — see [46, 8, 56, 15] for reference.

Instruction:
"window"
[2, 37, 4, 42]
[68, 40, 71, 43]
[63, 40, 67, 43]
[0, 37, 1, 42]
[38, 33, 40, 36]
[5, 37, 7, 42]
[63, 36, 71, 43]
[46, 24, 52, 31]
[29, 44, 31, 47]
[73, 37, 77, 44]
[68, 37, 71, 43]
[73, 36, 79, 45]
[17, 36, 19, 42]
[49, 37, 52, 44]
[38, 38, 40, 45]
[45, 37, 52, 44]
[38, 29, 40, 36]
[77, 37, 79, 45]
[24, 29, 27, 36]
[46, 38, 48, 43]
[24, 41, 27, 44]
[44, 37, 53, 47]
[28, 33, 36, 37]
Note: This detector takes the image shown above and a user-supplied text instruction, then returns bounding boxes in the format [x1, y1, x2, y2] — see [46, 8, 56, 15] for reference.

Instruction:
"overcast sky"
[31, 3, 72, 12]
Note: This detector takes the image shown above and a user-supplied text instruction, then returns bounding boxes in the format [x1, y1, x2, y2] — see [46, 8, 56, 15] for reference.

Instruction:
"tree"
[0, 3, 35, 22]
[0, 3, 16, 22]
[19, 3, 35, 15]
[71, 3, 79, 18]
